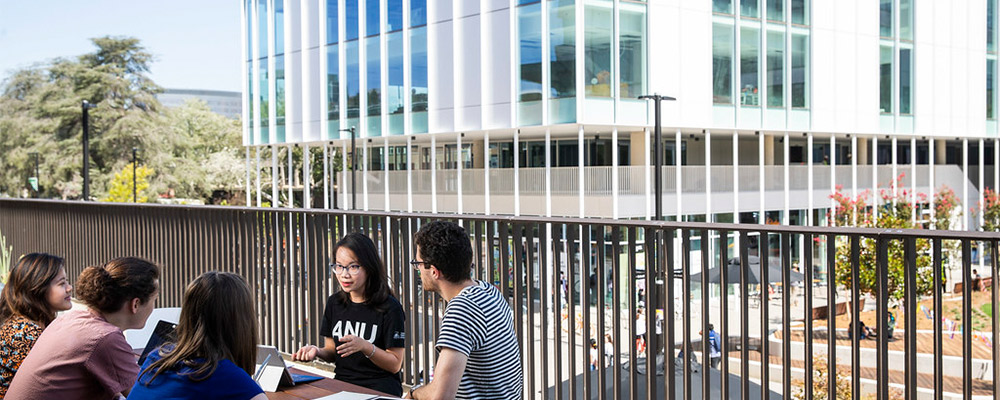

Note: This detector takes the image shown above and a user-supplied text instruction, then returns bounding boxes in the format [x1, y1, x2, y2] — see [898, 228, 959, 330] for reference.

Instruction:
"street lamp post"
[638, 94, 676, 221]
[132, 147, 138, 203]
[28, 152, 39, 197]
[339, 127, 357, 210]
[81, 100, 97, 201]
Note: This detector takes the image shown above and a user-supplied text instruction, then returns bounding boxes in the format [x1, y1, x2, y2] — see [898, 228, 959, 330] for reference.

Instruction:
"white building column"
[304, 145, 311, 209]
[245, 147, 251, 206]
[676, 129, 682, 220]
[323, 144, 329, 209]
[963, 138, 969, 230]
[287, 145, 293, 208]
[872, 136, 878, 221]
[272, 146, 279, 208]
[705, 130, 712, 222]
[578, 126, 585, 218]
[546, 129, 552, 218]
[783, 132, 790, 225]
[807, 133, 813, 226]
[432, 135, 437, 214]
[613, 127, 619, 219]
[830, 136, 836, 220]
[407, 136, 413, 213]
[733, 131, 739, 224]
[892, 136, 898, 199]
[255, 147, 262, 207]
[852, 135, 858, 225]
[910, 137, 916, 224]
[362, 141, 369, 211]
[759, 132, 765, 224]
[929, 138, 935, 224]
[980, 138, 986, 268]
[645, 128, 651, 220]
[514, 129, 520, 216]
[384, 138, 390, 212]
[484, 132, 491, 215]
[457, 133, 463, 214]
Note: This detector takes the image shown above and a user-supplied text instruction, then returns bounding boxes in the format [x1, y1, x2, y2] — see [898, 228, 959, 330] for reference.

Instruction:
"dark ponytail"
[76, 257, 160, 313]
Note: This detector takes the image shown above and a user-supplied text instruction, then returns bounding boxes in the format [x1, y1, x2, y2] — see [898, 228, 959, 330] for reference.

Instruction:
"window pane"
[366, 0, 379, 36]
[880, 0, 892, 38]
[585, 0, 613, 97]
[550, 0, 575, 99]
[899, 0, 912, 40]
[347, 41, 360, 120]
[792, 33, 808, 107]
[275, 0, 284, 54]
[900, 48, 912, 114]
[388, 0, 403, 32]
[767, 30, 783, 107]
[247, 0, 253, 60]
[714, 0, 732, 14]
[991, 0, 996, 52]
[327, 44, 340, 129]
[740, 26, 759, 106]
[880, 45, 892, 113]
[260, 58, 269, 135]
[741, 0, 758, 18]
[347, 0, 359, 41]
[388, 32, 404, 134]
[327, 0, 338, 43]
[366, 36, 381, 135]
[276, 55, 285, 128]
[767, 0, 783, 22]
[258, 0, 268, 56]
[619, 3, 646, 99]
[990, 59, 996, 119]
[518, 3, 542, 102]
[411, 27, 428, 133]
[713, 23, 734, 104]
[411, 0, 426, 27]
[247, 62, 254, 129]
[791, 0, 808, 25]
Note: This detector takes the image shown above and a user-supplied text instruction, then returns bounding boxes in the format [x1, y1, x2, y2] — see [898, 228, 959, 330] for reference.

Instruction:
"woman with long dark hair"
[5, 257, 159, 400]
[0, 253, 73, 398]
[292, 232, 405, 396]
[127, 271, 265, 400]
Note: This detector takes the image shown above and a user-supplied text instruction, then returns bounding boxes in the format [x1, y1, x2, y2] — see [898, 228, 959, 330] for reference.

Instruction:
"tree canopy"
[0, 36, 243, 202]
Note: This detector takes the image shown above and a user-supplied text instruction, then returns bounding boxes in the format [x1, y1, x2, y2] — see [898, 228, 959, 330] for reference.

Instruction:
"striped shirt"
[435, 281, 522, 400]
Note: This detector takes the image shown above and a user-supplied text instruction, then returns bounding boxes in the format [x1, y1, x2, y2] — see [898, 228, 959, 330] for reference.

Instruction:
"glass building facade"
[880, 0, 913, 115]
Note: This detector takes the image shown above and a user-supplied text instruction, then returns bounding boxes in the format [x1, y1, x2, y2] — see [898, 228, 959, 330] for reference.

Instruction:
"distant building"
[158, 89, 242, 119]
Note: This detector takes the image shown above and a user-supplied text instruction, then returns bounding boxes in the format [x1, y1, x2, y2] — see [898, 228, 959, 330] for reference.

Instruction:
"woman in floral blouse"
[0, 253, 73, 398]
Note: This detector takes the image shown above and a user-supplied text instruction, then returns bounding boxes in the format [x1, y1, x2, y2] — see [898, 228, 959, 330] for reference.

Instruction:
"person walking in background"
[293, 233, 406, 396]
[707, 324, 721, 369]
[0, 253, 73, 398]
[127, 271, 265, 400]
[408, 221, 522, 400]
[6, 257, 159, 400]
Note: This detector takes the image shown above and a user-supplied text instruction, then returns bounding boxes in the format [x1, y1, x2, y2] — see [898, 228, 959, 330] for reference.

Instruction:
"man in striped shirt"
[407, 221, 523, 400]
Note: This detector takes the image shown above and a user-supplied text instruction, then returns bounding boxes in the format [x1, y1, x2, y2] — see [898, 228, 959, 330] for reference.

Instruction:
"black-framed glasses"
[330, 263, 362, 276]
[409, 259, 429, 270]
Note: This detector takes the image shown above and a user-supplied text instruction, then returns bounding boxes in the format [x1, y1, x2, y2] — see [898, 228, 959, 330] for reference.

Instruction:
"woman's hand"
[336, 335, 373, 358]
[292, 344, 320, 362]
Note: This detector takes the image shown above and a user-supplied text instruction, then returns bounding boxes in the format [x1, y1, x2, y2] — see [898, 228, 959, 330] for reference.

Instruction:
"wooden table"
[265, 368, 395, 400]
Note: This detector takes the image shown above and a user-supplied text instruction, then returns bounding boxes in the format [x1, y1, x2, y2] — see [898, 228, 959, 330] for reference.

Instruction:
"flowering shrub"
[934, 185, 960, 230]
[978, 188, 1000, 232]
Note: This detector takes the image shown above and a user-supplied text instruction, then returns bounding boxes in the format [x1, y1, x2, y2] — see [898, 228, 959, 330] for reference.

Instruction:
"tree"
[830, 175, 935, 305]
[102, 162, 153, 203]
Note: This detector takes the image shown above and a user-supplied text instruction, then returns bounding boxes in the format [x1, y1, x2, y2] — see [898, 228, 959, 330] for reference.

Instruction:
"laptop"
[253, 345, 324, 392]
[137, 320, 178, 366]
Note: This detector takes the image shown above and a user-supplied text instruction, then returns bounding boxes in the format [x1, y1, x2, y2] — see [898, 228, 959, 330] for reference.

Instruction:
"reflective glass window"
[791, 0, 808, 25]
[388, 0, 403, 32]
[900, 47, 912, 114]
[766, 30, 783, 107]
[900, 0, 912, 41]
[990, 0, 996, 52]
[275, 0, 284, 55]
[766, 0, 783, 22]
[714, 0, 732, 14]
[549, 0, 575, 99]
[411, 0, 426, 27]
[260, 59, 269, 139]
[366, 36, 381, 135]
[518, 3, 542, 103]
[584, 0, 613, 97]
[258, 0, 268, 56]
[619, 2, 646, 99]
[990, 59, 996, 119]
[347, 0, 359, 41]
[246, 0, 253, 60]
[327, 44, 340, 129]
[411, 26, 428, 133]
[276, 54, 285, 127]
[741, 0, 758, 18]
[880, 0, 892, 38]
[347, 41, 360, 120]
[366, 0, 379, 36]
[388, 32, 404, 134]
[792, 33, 808, 107]
[327, 0, 338, 43]
[247, 62, 254, 128]
[880, 45, 892, 113]
[740, 26, 759, 106]
[712, 23, 733, 104]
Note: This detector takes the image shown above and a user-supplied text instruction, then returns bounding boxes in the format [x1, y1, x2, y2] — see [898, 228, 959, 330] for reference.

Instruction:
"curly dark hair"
[413, 221, 472, 284]
[76, 257, 159, 313]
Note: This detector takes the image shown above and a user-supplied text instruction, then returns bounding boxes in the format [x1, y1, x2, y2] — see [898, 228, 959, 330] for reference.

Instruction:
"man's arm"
[409, 348, 468, 400]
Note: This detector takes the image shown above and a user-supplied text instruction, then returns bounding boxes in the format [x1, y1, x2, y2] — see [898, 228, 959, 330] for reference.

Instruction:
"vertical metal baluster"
[876, 236, 888, 400]
[850, 235, 860, 400]
[597, 226, 607, 399]
[804, 233, 814, 400]
[612, 225, 622, 400]
[665, 227, 676, 400]
[904, 237, 917, 400]
[627, 226, 637, 400]
[644, 226, 656, 400]
[992, 239, 1000, 400]
[738, 229, 749, 400]
[761, 230, 770, 400]
[539, 223, 550, 400]
[681, 229, 691, 400]
[701, 227, 711, 400]
[513, 223, 527, 397]
[782, 232, 791, 400]
[962, 239, 972, 400]
[567, 224, 577, 400]
[933, 237, 943, 400]
[718, 228, 728, 400]
[550, 224, 562, 400]
[581, 224, 593, 400]
[827, 233, 837, 400]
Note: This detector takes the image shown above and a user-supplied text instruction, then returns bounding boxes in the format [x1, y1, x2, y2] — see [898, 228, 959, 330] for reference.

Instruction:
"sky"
[0, 0, 242, 92]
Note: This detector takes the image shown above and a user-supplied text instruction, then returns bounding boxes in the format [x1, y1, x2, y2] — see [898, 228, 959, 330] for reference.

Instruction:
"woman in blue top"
[127, 271, 265, 400]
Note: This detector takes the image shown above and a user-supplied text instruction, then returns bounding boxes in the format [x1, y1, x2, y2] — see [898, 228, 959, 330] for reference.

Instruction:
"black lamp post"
[29, 152, 39, 197]
[132, 147, 138, 203]
[81, 100, 97, 201]
[339, 126, 357, 210]
[638, 94, 676, 221]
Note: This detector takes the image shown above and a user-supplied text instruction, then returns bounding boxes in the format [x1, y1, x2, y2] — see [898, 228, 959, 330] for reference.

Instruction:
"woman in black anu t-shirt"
[292, 233, 406, 396]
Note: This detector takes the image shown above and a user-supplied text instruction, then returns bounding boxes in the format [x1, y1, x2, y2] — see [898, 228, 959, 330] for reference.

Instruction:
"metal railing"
[2, 198, 1000, 399]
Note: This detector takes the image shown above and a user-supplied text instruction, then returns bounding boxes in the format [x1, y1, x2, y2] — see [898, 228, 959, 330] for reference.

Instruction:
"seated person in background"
[5, 257, 160, 400]
[0, 253, 73, 398]
[293, 233, 405, 396]
[128, 271, 265, 400]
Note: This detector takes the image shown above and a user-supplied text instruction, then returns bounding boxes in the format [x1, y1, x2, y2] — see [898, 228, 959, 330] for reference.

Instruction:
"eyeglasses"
[409, 259, 429, 270]
[330, 263, 363, 276]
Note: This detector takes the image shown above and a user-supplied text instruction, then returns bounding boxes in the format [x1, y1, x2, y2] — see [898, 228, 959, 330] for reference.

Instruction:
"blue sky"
[0, 0, 241, 92]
